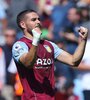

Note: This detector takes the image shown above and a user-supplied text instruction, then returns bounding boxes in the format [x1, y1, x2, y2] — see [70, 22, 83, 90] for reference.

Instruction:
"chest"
[37, 43, 53, 58]
[36, 43, 54, 66]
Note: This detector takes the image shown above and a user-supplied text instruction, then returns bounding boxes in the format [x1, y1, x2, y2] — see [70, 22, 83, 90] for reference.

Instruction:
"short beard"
[27, 24, 42, 35]
[27, 28, 33, 35]
[35, 24, 42, 29]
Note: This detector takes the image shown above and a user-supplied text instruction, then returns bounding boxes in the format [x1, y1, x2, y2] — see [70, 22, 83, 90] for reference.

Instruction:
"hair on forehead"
[17, 9, 37, 29]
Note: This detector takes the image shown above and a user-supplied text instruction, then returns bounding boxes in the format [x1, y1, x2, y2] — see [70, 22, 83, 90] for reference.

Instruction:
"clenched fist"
[78, 26, 88, 40]
[32, 27, 42, 46]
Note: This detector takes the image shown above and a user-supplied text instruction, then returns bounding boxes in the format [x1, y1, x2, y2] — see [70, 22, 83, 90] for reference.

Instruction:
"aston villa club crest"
[44, 45, 52, 53]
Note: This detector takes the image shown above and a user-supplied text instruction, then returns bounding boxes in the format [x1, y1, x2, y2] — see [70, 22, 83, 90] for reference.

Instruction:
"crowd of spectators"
[0, 0, 90, 100]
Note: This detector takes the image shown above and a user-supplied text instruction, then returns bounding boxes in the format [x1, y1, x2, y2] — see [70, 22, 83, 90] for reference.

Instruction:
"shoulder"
[43, 40, 55, 48]
[44, 40, 54, 45]
[45, 40, 63, 59]
[46, 40, 58, 48]
[12, 41, 28, 62]
[12, 41, 28, 56]
[13, 41, 28, 50]
[43, 40, 60, 49]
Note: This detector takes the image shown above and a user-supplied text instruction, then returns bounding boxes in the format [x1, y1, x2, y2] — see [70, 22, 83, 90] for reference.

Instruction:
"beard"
[27, 23, 42, 35]
[27, 28, 32, 35]
[35, 23, 42, 29]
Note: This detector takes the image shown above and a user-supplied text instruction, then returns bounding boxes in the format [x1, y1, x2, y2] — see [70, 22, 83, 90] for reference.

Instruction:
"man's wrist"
[32, 29, 41, 46]
[32, 37, 40, 46]
[81, 37, 87, 41]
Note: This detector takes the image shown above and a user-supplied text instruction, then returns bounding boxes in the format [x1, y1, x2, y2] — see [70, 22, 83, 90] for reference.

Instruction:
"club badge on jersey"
[44, 45, 52, 53]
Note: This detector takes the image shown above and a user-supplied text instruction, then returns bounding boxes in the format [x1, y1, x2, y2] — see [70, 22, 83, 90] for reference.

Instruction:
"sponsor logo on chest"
[36, 58, 53, 66]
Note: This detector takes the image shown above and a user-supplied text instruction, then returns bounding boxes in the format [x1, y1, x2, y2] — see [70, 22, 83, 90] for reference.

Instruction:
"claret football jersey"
[12, 37, 63, 100]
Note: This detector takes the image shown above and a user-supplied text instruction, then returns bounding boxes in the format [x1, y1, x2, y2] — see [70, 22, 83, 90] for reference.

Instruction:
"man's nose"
[36, 19, 40, 24]
[37, 21, 40, 25]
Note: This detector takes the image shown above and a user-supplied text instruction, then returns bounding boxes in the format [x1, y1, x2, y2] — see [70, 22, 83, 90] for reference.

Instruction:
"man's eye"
[38, 18, 40, 21]
[31, 18, 36, 21]
[31, 18, 40, 21]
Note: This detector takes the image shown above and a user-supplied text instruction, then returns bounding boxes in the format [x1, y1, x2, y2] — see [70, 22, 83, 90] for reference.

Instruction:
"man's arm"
[17, 28, 41, 68]
[19, 45, 37, 68]
[56, 26, 88, 67]
[13, 28, 41, 68]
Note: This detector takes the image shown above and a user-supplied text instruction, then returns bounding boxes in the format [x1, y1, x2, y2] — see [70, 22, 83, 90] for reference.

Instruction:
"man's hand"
[32, 27, 42, 46]
[78, 26, 88, 40]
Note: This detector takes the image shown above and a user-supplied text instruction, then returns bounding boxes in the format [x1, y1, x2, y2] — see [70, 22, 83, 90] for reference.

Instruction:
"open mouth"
[35, 24, 42, 29]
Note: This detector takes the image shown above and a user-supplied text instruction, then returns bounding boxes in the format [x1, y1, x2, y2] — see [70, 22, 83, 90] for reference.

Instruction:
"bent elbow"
[71, 56, 81, 67]
[72, 61, 80, 67]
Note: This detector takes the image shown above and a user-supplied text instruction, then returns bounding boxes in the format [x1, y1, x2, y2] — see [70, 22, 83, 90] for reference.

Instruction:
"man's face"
[21, 12, 41, 33]
[67, 8, 79, 23]
[4, 29, 16, 46]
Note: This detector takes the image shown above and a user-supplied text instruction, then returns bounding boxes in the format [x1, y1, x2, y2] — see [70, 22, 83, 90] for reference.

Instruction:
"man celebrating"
[12, 10, 88, 100]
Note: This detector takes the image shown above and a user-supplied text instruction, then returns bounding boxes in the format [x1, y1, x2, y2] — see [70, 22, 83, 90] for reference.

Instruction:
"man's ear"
[20, 21, 26, 29]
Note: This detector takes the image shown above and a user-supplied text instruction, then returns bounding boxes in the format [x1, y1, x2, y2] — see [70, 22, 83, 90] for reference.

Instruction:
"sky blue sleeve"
[50, 41, 63, 59]
[12, 41, 28, 62]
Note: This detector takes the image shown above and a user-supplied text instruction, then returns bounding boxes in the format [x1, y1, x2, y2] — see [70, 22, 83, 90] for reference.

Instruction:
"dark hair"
[17, 9, 37, 30]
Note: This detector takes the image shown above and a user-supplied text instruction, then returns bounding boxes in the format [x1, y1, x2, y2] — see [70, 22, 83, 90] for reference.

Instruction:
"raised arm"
[56, 26, 88, 67]
[19, 28, 42, 68]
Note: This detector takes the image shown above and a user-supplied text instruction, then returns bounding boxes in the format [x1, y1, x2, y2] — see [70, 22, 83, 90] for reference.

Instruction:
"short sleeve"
[12, 41, 28, 62]
[50, 41, 63, 59]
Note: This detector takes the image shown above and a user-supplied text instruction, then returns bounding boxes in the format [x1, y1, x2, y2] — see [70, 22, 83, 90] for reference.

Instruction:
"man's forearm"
[20, 27, 42, 68]
[20, 45, 37, 68]
[25, 45, 37, 67]
[73, 39, 87, 66]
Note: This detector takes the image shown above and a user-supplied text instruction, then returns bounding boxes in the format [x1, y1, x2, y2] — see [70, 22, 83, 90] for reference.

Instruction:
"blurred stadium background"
[0, 0, 90, 100]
